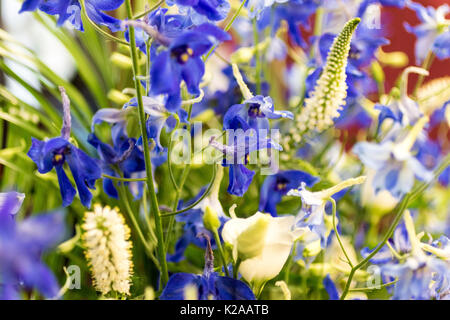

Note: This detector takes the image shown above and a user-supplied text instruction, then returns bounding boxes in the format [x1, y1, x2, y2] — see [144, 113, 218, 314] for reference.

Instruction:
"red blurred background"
[382, 0, 450, 94]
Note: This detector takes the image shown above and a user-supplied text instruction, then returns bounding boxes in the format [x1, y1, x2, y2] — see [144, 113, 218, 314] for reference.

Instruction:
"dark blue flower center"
[349, 44, 361, 60]
[247, 103, 265, 118]
[275, 176, 289, 191]
[171, 44, 194, 64]
[52, 152, 65, 165]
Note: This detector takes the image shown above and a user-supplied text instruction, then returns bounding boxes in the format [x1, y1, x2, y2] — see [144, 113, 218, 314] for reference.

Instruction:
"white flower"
[221, 212, 302, 285]
[82, 204, 133, 296]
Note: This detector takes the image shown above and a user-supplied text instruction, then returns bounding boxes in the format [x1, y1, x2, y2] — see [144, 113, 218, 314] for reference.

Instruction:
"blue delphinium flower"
[224, 95, 293, 132]
[259, 170, 318, 216]
[89, 96, 174, 199]
[27, 87, 101, 208]
[192, 65, 270, 117]
[416, 102, 450, 187]
[405, 2, 450, 64]
[125, 8, 192, 54]
[88, 128, 146, 199]
[258, 0, 320, 46]
[161, 234, 255, 300]
[167, 0, 230, 24]
[19, 0, 124, 31]
[0, 192, 66, 300]
[144, 23, 230, 111]
[363, 211, 450, 300]
[433, 31, 450, 60]
[210, 126, 283, 196]
[353, 117, 433, 198]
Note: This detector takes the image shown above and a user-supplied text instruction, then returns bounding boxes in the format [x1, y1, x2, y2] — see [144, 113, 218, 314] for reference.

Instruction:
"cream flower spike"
[232, 63, 253, 100]
[297, 18, 360, 133]
[82, 204, 133, 296]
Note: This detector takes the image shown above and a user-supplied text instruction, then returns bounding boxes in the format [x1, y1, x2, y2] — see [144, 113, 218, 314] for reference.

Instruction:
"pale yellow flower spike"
[232, 63, 254, 100]
[82, 204, 133, 296]
[275, 281, 292, 300]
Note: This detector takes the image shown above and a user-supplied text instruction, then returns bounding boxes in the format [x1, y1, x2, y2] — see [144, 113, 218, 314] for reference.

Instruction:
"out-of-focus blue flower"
[353, 117, 433, 198]
[417, 102, 450, 187]
[27, 88, 101, 208]
[361, 222, 411, 265]
[433, 31, 450, 59]
[168, 0, 230, 24]
[259, 170, 318, 216]
[149, 23, 230, 111]
[365, 211, 450, 300]
[19, 0, 124, 32]
[161, 234, 255, 300]
[258, 0, 320, 46]
[0, 192, 66, 300]
[356, 0, 406, 18]
[353, 140, 432, 198]
[405, 2, 450, 64]
[323, 274, 339, 300]
[247, 0, 288, 20]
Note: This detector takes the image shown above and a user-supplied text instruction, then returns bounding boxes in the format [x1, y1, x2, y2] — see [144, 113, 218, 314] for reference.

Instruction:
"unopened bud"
[203, 205, 221, 231]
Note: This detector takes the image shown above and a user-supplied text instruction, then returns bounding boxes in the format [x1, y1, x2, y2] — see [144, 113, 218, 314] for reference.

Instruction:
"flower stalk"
[124, 0, 168, 286]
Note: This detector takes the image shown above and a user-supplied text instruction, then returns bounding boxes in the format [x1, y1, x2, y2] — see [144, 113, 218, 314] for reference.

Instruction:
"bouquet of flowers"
[0, 0, 449, 300]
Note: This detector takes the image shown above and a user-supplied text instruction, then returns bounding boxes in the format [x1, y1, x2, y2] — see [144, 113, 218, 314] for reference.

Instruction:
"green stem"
[164, 165, 190, 251]
[102, 174, 147, 182]
[116, 182, 159, 268]
[133, 0, 165, 19]
[125, 0, 168, 286]
[330, 197, 353, 268]
[233, 258, 241, 279]
[164, 104, 192, 249]
[284, 240, 298, 284]
[252, 18, 261, 95]
[340, 154, 450, 299]
[167, 114, 181, 191]
[161, 164, 217, 217]
[212, 228, 230, 277]
[349, 280, 398, 292]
